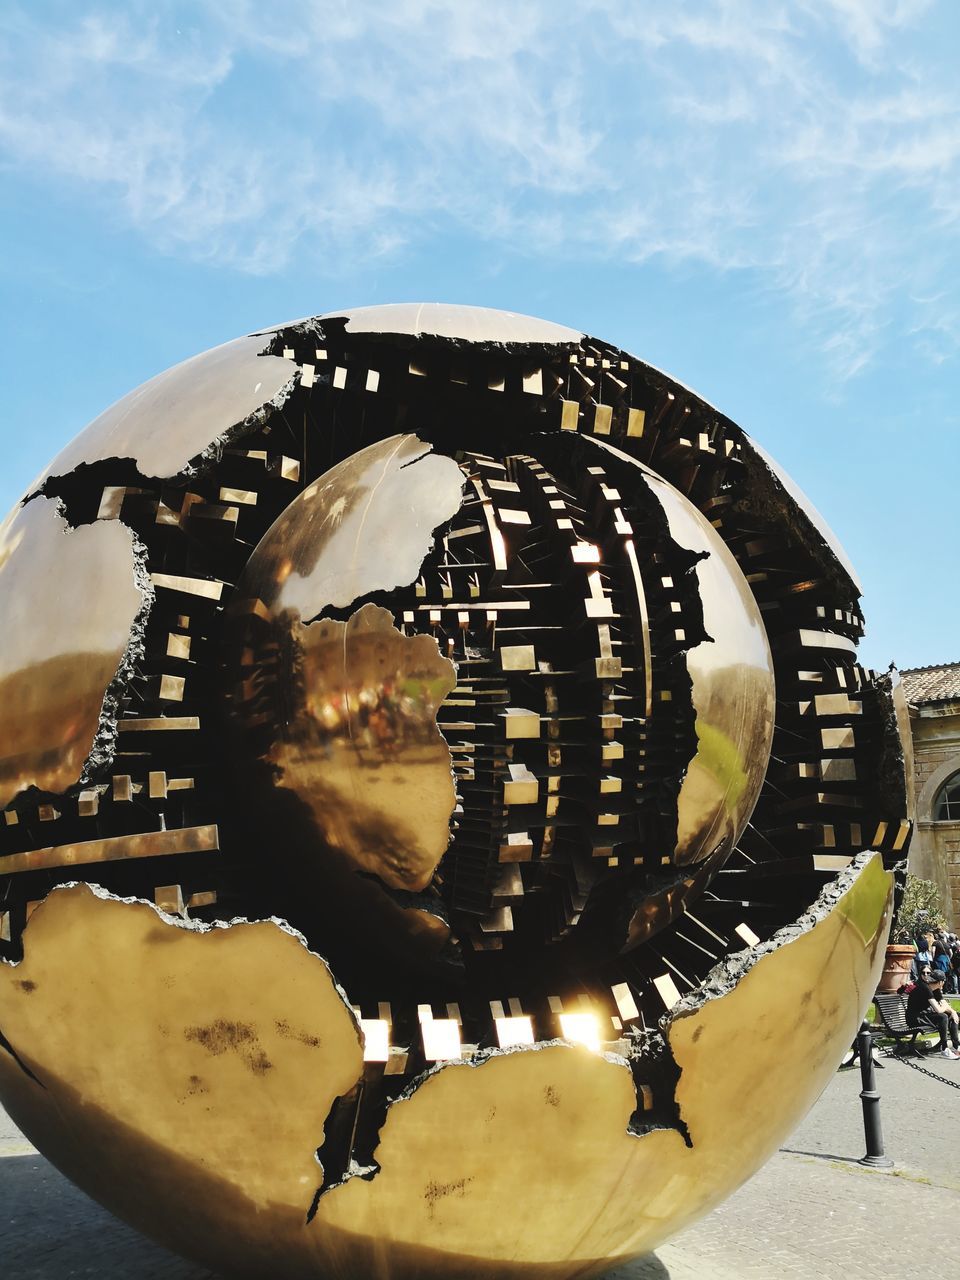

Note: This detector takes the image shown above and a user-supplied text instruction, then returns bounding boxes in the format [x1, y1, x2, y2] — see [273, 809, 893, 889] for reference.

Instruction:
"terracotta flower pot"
[878, 943, 915, 993]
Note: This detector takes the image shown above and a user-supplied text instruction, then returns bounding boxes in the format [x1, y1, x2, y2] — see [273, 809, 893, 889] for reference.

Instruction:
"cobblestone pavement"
[2, 1054, 957, 1279]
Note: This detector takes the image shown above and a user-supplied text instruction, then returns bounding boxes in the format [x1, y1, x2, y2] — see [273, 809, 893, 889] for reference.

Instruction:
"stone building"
[901, 662, 960, 928]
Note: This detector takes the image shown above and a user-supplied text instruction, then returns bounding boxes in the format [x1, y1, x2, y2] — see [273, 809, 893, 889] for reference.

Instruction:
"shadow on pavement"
[778, 1146, 870, 1166]
[0, 1154, 217, 1279]
[602, 1253, 671, 1278]
[2, 1151, 672, 1280]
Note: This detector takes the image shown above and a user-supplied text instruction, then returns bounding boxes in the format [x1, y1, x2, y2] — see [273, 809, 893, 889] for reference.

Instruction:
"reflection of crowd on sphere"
[306, 679, 443, 755]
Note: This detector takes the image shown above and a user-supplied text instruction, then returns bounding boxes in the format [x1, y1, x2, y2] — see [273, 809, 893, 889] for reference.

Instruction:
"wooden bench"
[873, 991, 936, 1055]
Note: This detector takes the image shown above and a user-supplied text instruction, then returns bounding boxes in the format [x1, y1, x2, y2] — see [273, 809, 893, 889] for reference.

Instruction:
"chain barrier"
[883, 1048, 960, 1091]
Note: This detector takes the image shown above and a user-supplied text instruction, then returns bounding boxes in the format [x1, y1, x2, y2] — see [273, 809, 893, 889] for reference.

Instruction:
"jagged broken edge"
[665, 850, 882, 1021]
[0, 878, 368, 1209]
[311, 850, 885, 1207]
[4, 338, 300, 817]
[283, 436, 468, 903]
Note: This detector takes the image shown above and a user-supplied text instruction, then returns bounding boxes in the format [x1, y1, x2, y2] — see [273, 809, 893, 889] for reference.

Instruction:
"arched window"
[935, 772, 960, 821]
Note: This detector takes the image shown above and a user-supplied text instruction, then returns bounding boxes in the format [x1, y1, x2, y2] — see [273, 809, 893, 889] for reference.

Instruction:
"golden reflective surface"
[0, 302, 901, 1279]
[236, 433, 466, 618]
[0, 884, 364, 1277]
[269, 604, 457, 892]
[321, 302, 583, 345]
[36, 333, 294, 484]
[652, 469, 776, 867]
[590, 440, 776, 870]
[315, 854, 892, 1276]
[0, 855, 891, 1278]
[228, 435, 465, 892]
[0, 498, 143, 810]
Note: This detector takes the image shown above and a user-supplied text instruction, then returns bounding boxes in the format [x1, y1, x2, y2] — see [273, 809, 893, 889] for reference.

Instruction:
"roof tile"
[900, 662, 960, 704]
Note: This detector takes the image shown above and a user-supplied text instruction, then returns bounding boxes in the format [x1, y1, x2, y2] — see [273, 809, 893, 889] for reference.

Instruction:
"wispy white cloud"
[796, 0, 936, 64]
[0, 0, 957, 379]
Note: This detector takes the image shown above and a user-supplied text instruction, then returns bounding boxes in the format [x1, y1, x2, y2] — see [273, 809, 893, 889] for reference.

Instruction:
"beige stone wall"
[909, 701, 960, 927]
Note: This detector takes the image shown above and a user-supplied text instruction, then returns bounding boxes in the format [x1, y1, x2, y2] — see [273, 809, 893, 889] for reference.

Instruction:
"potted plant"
[879, 874, 946, 993]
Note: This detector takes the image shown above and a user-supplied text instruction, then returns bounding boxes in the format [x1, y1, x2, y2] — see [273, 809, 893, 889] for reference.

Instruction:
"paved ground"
[2, 1051, 957, 1279]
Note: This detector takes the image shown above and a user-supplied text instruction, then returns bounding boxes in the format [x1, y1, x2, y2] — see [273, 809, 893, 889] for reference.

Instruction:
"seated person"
[906, 966, 960, 1059]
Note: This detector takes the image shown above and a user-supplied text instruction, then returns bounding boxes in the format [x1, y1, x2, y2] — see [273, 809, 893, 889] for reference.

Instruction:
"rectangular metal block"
[498, 833, 534, 863]
[560, 400, 580, 431]
[159, 674, 186, 702]
[500, 645, 536, 671]
[593, 404, 613, 435]
[654, 973, 682, 1010]
[166, 633, 192, 661]
[611, 982, 639, 1021]
[503, 708, 540, 739]
[0, 825, 220, 875]
[151, 573, 224, 601]
[503, 763, 538, 806]
[814, 693, 862, 717]
[77, 789, 100, 817]
[119, 717, 201, 733]
[626, 408, 645, 438]
[186, 890, 218, 909]
[820, 758, 857, 782]
[155, 884, 185, 915]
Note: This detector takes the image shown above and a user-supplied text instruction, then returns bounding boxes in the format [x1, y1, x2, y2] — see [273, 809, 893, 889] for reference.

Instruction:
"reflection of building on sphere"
[0, 304, 910, 1279]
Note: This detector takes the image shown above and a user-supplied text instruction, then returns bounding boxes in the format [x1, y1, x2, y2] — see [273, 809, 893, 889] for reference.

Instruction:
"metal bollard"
[857, 1020, 893, 1168]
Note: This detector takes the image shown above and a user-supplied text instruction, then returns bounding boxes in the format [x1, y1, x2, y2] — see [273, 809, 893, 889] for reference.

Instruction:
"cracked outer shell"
[233, 434, 466, 618]
[321, 302, 583, 345]
[310, 853, 893, 1277]
[743, 434, 862, 596]
[34, 333, 294, 485]
[0, 855, 891, 1279]
[0, 883, 364, 1279]
[0, 498, 145, 810]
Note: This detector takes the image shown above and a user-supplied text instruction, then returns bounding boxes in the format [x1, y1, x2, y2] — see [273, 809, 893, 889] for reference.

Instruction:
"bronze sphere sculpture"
[0, 305, 908, 1278]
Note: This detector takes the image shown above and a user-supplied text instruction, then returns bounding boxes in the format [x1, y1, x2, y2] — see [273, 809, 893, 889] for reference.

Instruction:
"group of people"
[904, 929, 960, 1059]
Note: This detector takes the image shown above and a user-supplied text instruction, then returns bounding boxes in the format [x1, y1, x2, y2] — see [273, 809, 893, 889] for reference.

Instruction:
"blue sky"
[0, 0, 957, 671]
